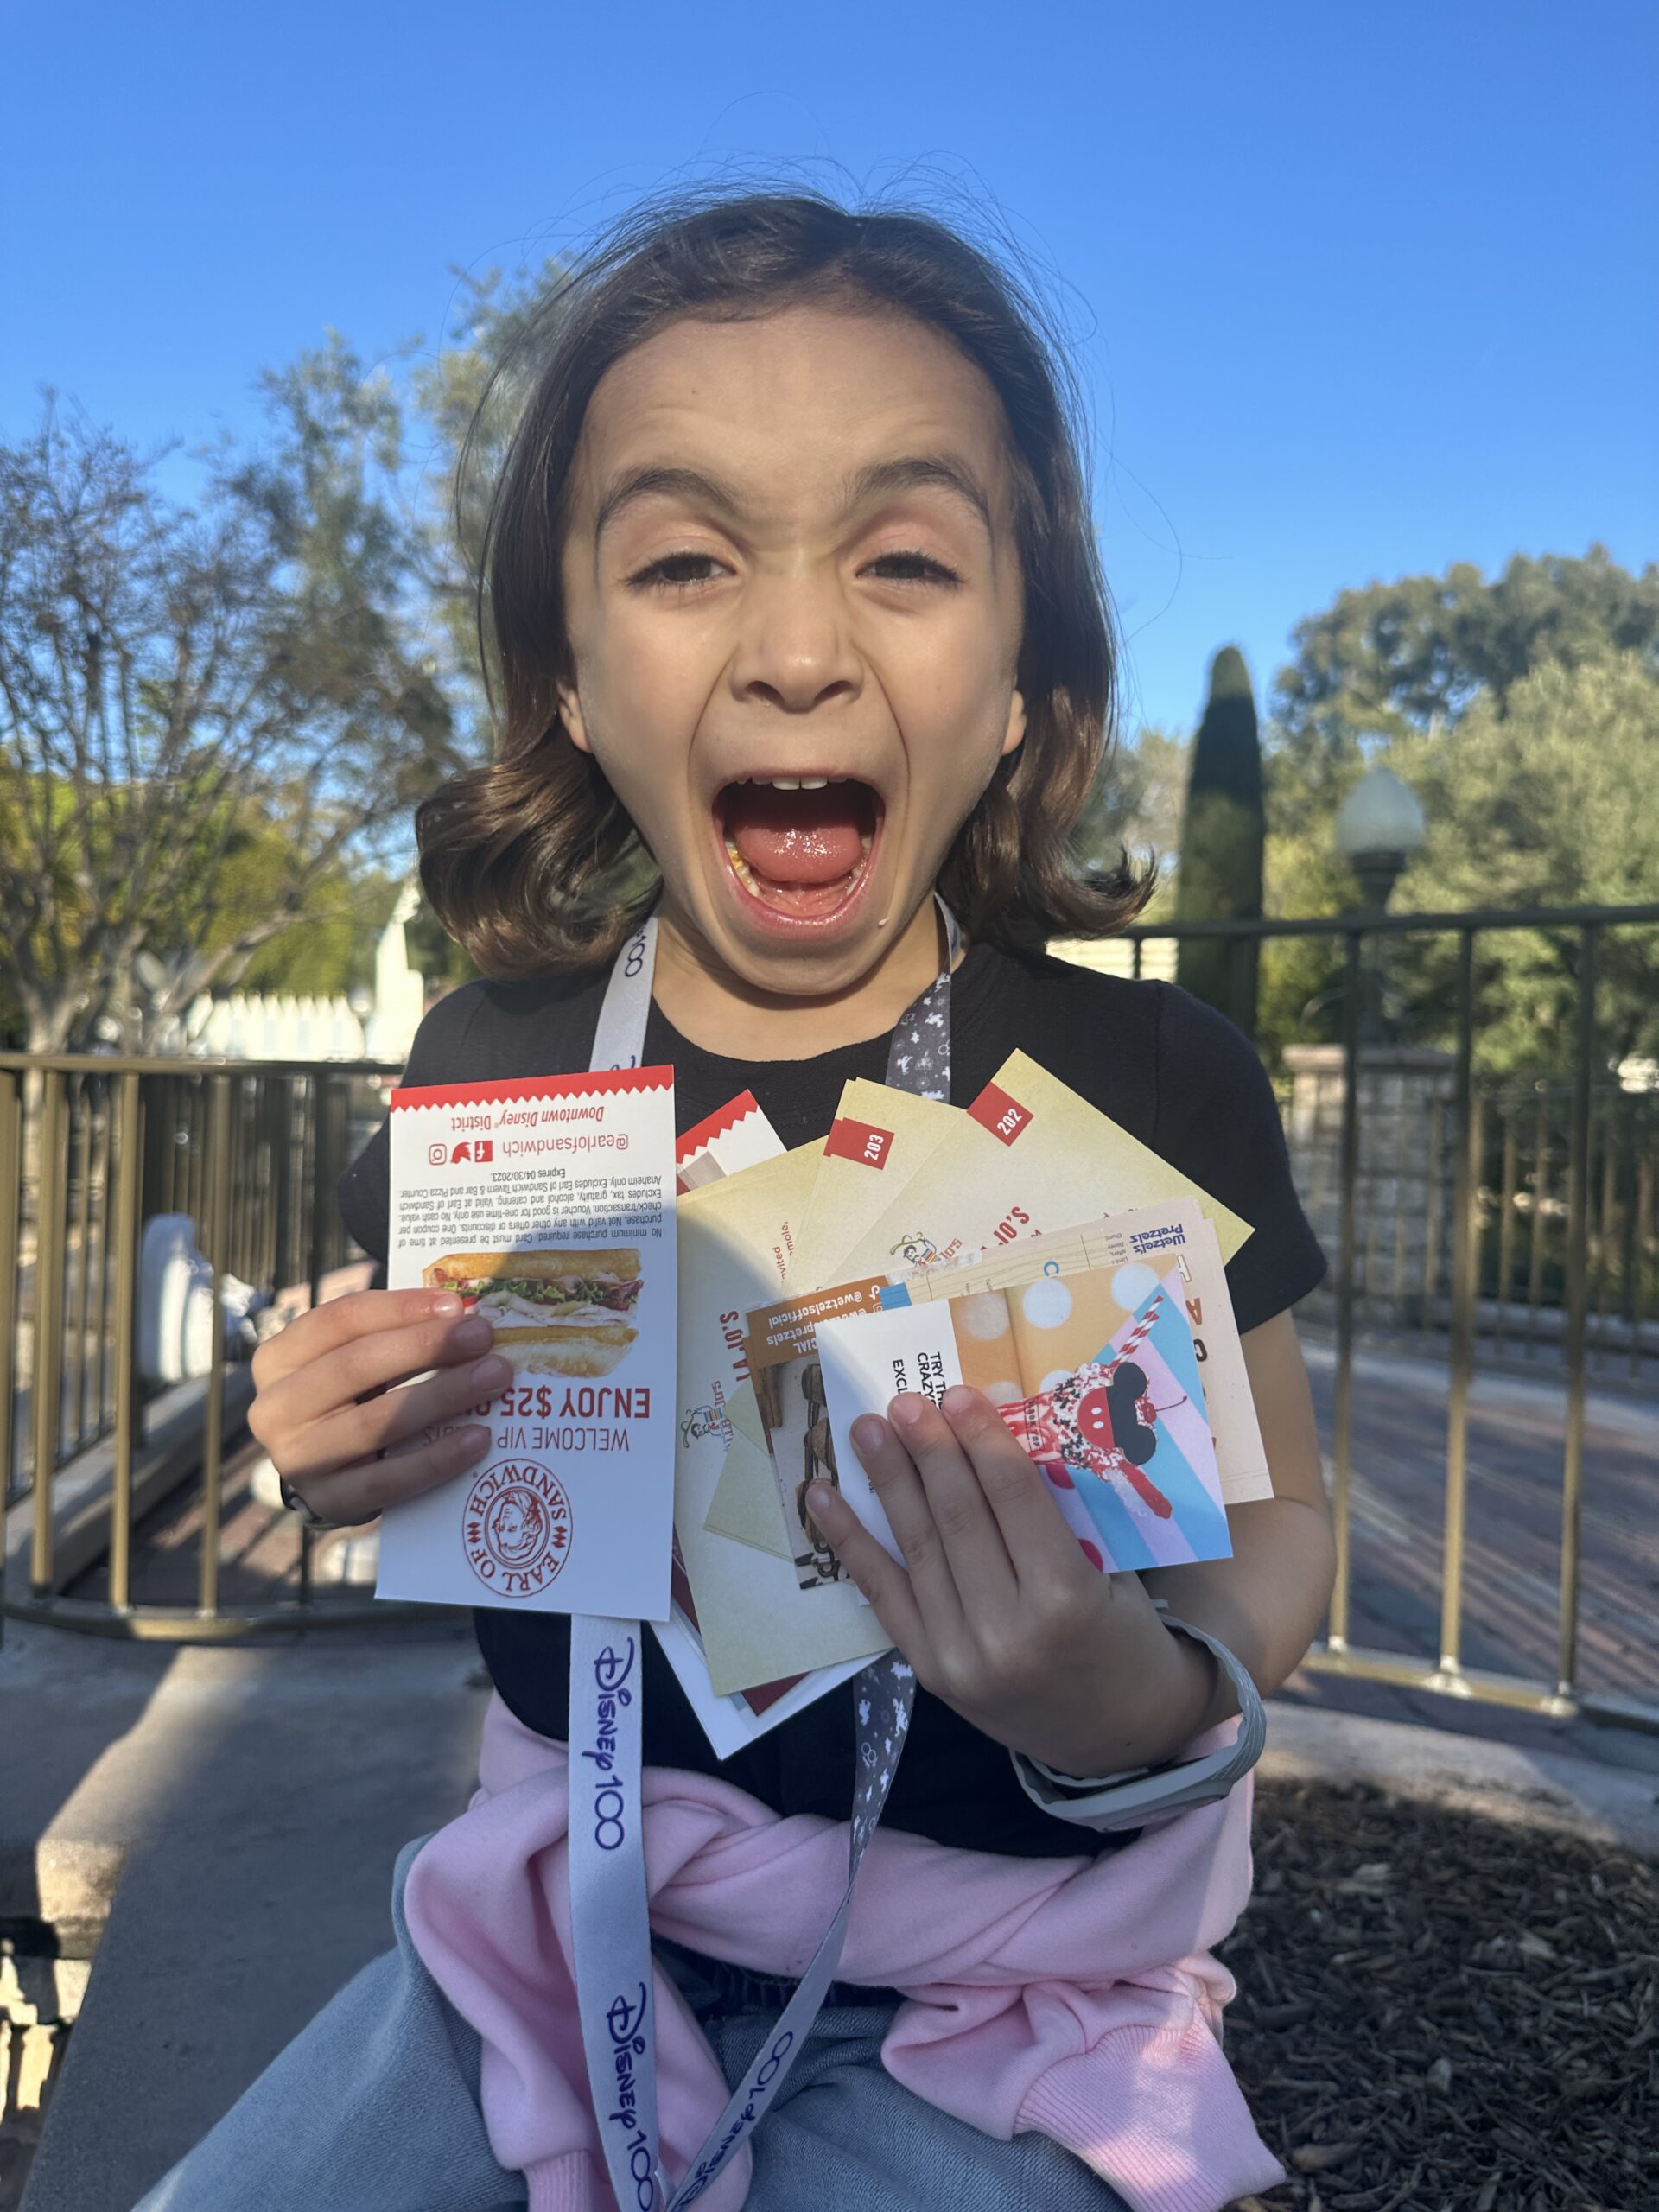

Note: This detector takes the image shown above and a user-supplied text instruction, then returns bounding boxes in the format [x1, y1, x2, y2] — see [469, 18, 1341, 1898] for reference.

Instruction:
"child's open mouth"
[715, 775, 882, 925]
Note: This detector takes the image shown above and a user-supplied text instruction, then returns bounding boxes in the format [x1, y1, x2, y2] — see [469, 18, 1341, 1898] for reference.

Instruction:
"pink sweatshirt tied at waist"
[403, 1695, 1286, 2212]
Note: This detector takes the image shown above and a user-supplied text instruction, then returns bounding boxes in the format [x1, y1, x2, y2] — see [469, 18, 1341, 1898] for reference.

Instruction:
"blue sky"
[7, 1, 1654, 737]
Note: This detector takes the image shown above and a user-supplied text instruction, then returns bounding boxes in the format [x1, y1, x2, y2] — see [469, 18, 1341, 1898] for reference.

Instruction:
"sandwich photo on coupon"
[420, 1247, 643, 1378]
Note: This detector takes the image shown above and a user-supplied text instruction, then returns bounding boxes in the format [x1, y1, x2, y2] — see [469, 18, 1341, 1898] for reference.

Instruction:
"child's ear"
[1000, 686, 1028, 759]
[555, 677, 594, 755]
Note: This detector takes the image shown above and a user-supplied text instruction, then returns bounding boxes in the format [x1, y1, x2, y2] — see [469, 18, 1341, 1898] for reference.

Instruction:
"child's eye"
[627, 551, 726, 591]
[863, 550, 963, 588]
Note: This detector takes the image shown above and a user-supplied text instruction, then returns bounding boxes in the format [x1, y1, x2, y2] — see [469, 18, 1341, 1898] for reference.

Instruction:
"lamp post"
[1333, 763, 1427, 1043]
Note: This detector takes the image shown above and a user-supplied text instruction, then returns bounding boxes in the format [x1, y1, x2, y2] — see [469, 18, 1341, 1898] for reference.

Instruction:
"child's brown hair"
[418, 188, 1153, 974]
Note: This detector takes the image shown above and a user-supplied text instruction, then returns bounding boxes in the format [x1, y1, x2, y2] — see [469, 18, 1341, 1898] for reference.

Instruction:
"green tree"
[219, 850, 402, 998]
[0, 370, 455, 1050]
[1386, 653, 1659, 1071]
[411, 261, 569, 725]
[1255, 548, 1659, 1068]
[1270, 547, 1659, 838]
[1175, 647, 1265, 1034]
[1072, 724, 1186, 887]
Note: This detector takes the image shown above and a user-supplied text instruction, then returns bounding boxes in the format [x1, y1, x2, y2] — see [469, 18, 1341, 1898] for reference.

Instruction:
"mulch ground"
[1223, 1779, 1657, 2212]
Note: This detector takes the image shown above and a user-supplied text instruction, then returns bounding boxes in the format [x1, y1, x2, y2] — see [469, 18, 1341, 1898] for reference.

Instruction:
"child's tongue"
[721, 782, 871, 905]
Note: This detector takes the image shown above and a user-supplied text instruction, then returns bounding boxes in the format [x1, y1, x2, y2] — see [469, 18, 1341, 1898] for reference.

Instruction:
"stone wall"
[1282, 1045, 1459, 1325]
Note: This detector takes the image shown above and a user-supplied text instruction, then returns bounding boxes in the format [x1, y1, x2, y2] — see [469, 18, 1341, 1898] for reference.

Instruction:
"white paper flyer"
[378, 1066, 677, 1621]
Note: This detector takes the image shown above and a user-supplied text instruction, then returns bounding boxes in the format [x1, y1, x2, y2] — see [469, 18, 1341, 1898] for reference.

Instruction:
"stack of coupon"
[664, 1053, 1271, 1757]
[374, 1053, 1267, 1759]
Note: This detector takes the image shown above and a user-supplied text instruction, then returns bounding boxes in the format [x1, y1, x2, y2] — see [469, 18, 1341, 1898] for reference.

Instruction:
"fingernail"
[430, 1292, 462, 1314]
[941, 1385, 982, 1417]
[888, 1394, 926, 1429]
[459, 1425, 491, 1453]
[850, 1414, 887, 1458]
[455, 1314, 494, 1349]
[806, 1482, 837, 1518]
[471, 1355, 511, 1387]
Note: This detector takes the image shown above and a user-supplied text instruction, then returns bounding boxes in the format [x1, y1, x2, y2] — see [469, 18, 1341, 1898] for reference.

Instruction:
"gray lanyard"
[569, 900, 957, 2211]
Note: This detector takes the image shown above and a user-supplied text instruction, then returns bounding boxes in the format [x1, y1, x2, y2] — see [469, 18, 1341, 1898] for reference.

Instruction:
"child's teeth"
[798, 776, 828, 790]
[770, 777, 801, 791]
[859, 831, 873, 853]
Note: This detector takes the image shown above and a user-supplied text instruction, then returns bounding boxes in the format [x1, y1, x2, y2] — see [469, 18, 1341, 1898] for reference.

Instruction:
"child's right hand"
[247, 1289, 508, 1526]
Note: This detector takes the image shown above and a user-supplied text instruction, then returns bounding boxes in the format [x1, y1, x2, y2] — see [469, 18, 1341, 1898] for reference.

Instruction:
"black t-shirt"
[338, 939, 1325, 1859]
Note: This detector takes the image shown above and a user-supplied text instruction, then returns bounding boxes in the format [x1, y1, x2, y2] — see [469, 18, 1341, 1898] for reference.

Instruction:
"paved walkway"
[1292, 1338, 1659, 1775]
[5, 1614, 488, 2212]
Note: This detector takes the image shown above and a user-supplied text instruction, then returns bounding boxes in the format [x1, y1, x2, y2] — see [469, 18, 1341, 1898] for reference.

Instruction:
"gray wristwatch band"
[1007, 1601, 1266, 1834]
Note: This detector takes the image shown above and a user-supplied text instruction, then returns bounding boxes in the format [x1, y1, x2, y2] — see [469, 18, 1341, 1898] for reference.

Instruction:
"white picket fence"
[1048, 935, 1179, 982]
[180, 990, 370, 1061]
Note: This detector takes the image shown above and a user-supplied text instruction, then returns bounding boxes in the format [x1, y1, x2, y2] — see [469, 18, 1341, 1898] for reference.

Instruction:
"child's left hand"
[807, 1384, 1220, 1777]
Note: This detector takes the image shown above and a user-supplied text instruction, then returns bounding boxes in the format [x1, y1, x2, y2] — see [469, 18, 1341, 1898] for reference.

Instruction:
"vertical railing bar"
[1494, 1101, 1518, 1359]
[298, 1072, 335, 1613]
[1359, 1099, 1380, 1338]
[306, 1075, 328, 1302]
[1440, 930, 1478, 1677]
[93, 1078, 116, 1435]
[0, 1073, 22, 1642]
[175, 1077, 188, 1222]
[1389, 1070, 1412, 1320]
[0, 1074, 20, 1501]
[109, 1073, 143, 1613]
[1557, 924, 1599, 1700]
[232, 1079, 247, 1280]
[272, 1074, 296, 1290]
[1632, 1141, 1653, 1383]
[239, 1077, 256, 1277]
[193, 1078, 207, 1232]
[30, 1072, 69, 1594]
[258, 1077, 280, 1288]
[1526, 1091, 1551, 1359]
[198, 1074, 232, 1619]
[1420, 1095, 1445, 1342]
[181, 1077, 195, 1230]
[68, 1077, 93, 1453]
[1593, 1097, 1618, 1375]
[1327, 929, 1363, 1652]
[162, 1073, 179, 1214]
[1615, 1090, 1637, 1376]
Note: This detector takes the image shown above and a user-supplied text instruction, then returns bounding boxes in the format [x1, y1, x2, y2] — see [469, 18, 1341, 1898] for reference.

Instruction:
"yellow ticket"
[785, 1079, 962, 1290]
[675, 1147, 887, 1698]
[834, 1050, 1253, 1281]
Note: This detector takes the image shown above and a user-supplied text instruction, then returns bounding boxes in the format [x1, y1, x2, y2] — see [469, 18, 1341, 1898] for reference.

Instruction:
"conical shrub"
[1175, 645, 1265, 1035]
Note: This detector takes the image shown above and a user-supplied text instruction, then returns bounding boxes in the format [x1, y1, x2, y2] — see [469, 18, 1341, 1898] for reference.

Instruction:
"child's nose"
[729, 574, 861, 715]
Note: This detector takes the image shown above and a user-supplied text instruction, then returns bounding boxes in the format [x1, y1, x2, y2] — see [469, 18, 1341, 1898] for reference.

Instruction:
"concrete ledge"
[3, 1368, 255, 1600]
[1264, 1697, 1659, 1857]
[10, 1623, 487, 2212]
[0, 1840, 126, 1937]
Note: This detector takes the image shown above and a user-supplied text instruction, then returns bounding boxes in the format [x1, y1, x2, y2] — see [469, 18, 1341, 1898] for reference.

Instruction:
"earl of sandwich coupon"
[378, 1068, 678, 1622]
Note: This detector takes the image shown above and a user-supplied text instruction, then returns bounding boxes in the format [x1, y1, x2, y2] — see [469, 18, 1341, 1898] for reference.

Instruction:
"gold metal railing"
[1121, 900, 1659, 1735]
[5, 903, 1659, 1703]
[0, 1050, 430, 1640]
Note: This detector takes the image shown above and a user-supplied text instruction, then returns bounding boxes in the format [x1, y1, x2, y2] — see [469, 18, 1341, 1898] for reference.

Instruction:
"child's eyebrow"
[842, 455, 995, 538]
[591, 454, 996, 543]
[594, 466, 745, 540]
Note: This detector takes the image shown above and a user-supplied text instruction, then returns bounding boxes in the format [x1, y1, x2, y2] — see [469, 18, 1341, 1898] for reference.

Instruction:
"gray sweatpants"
[133, 1838, 1129, 2212]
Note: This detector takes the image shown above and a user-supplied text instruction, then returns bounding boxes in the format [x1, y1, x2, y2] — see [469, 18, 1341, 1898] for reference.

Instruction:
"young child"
[143, 190, 1334, 2212]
